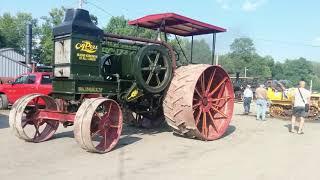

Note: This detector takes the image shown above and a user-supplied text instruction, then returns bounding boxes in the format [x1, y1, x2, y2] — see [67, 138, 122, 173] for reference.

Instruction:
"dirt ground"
[0, 103, 319, 180]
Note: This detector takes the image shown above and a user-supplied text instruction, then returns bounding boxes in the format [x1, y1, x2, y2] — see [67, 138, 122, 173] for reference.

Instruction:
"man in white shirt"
[291, 81, 311, 134]
[243, 85, 253, 114]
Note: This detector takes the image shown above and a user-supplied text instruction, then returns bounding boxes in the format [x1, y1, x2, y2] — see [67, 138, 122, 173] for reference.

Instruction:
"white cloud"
[312, 37, 320, 46]
[242, 0, 267, 12]
[216, 0, 231, 10]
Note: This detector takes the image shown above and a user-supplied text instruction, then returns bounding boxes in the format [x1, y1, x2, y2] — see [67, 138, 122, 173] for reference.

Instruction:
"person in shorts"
[291, 81, 311, 134]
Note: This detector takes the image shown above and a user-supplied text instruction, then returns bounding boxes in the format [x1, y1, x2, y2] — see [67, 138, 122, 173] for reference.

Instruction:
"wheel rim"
[192, 66, 234, 140]
[75, 98, 123, 153]
[10, 94, 59, 142]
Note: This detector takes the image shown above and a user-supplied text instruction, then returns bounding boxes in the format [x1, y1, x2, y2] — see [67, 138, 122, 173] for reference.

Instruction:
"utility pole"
[78, 0, 84, 9]
[310, 79, 313, 93]
[244, 67, 248, 78]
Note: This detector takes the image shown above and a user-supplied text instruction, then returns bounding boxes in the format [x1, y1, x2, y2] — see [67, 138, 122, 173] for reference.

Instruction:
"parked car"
[0, 72, 52, 109]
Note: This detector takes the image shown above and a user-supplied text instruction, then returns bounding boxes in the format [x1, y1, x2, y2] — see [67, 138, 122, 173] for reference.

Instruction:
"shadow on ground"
[173, 125, 236, 141]
[52, 122, 172, 150]
[0, 113, 9, 129]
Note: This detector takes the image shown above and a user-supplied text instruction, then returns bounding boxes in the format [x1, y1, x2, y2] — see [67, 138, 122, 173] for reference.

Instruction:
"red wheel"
[74, 98, 123, 153]
[192, 66, 234, 140]
[163, 64, 234, 140]
[9, 94, 59, 142]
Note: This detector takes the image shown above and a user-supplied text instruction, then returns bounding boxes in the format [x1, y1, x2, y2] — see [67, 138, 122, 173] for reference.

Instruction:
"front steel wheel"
[74, 98, 123, 153]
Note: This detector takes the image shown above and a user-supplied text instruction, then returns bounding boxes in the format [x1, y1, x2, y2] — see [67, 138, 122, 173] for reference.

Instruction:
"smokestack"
[26, 23, 32, 67]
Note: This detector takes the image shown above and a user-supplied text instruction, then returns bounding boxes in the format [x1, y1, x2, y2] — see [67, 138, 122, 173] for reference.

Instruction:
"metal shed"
[0, 48, 30, 83]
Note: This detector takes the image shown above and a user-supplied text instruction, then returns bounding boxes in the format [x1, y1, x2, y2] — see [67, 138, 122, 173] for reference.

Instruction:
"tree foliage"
[0, 12, 38, 53]
[0, 10, 319, 90]
[103, 16, 157, 55]
[220, 37, 316, 88]
[220, 37, 272, 80]
[37, 7, 65, 64]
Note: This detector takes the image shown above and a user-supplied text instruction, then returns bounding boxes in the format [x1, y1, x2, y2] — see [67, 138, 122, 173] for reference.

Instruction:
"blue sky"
[1, 0, 320, 62]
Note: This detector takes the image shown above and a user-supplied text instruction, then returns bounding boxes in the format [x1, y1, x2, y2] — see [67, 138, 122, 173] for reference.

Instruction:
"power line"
[85, 1, 114, 17]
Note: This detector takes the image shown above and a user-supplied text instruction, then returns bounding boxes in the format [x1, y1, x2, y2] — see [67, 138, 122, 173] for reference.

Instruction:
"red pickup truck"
[0, 72, 52, 109]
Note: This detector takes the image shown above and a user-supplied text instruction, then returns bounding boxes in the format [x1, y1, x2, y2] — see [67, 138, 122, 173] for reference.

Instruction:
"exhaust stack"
[25, 23, 32, 69]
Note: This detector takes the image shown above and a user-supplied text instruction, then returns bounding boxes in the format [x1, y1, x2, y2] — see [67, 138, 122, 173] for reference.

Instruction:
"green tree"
[103, 16, 157, 55]
[220, 37, 272, 80]
[37, 7, 65, 64]
[281, 58, 313, 86]
[181, 39, 212, 64]
[0, 12, 38, 52]
[0, 31, 6, 48]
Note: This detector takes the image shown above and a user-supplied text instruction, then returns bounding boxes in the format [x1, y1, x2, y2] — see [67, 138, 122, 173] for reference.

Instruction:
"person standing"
[243, 85, 253, 114]
[255, 84, 268, 121]
[291, 81, 311, 134]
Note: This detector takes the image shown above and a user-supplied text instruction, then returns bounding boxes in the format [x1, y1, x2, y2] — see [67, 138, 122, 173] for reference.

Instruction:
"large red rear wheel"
[9, 94, 59, 142]
[163, 64, 234, 140]
[74, 98, 123, 153]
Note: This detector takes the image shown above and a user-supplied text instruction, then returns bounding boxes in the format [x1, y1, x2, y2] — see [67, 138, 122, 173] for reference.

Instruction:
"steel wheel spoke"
[208, 77, 228, 97]
[147, 55, 153, 64]
[94, 112, 102, 121]
[211, 106, 228, 118]
[209, 96, 231, 102]
[202, 112, 207, 138]
[200, 74, 205, 93]
[206, 69, 216, 93]
[33, 124, 41, 139]
[159, 67, 167, 71]
[195, 108, 202, 125]
[146, 71, 153, 85]
[154, 53, 160, 66]
[109, 124, 120, 128]
[141, 67, 151, 71]
[155, 73, 161, 85]
[212, 96, 231, 109]
[107, 103, 112, 117]
[91, 129, 101, 137]
[194, 86, 203, 98]
[193, 101, 201, 110]
[22, 118, 30, 128]
[208, 110, 219, 133]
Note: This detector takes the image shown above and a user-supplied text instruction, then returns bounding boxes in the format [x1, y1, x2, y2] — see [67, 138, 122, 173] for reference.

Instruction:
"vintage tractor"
[267, 80, 320, 120]
[9, 9, 234, 153]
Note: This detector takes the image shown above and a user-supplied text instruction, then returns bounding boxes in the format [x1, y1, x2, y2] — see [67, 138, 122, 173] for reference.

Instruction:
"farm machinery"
[9, 9, 234, 153]
[266, 80, 320, 120]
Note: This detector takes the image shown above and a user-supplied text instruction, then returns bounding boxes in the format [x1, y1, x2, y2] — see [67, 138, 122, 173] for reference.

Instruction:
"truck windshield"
[14, 75, 28, 84]
[41, 75, 52, 84]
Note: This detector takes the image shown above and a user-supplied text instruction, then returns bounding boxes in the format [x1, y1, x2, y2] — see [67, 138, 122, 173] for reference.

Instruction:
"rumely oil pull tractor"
[9, 9, 234, 153]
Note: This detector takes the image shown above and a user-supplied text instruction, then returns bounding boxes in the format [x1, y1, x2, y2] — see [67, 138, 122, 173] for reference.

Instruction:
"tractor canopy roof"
[128, 13, 226, 37]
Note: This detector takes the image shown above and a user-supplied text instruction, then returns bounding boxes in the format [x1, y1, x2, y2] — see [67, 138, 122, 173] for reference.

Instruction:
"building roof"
[128, 13, 226, 36]
[0, 48, 25, 62]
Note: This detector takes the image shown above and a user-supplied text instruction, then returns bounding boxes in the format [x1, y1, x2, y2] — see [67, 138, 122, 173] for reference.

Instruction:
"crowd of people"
[242, 80, 311, 134]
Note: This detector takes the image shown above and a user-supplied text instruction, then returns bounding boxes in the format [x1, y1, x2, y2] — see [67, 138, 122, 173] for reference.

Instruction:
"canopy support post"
[191, 35, 194, 64]
[212, 33, 216, 65]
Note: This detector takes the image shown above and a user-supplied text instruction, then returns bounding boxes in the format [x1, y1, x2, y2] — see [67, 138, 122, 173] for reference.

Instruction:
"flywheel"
[135, 45, 173, 94]
[163, 64, 234, 140]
